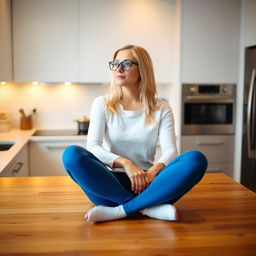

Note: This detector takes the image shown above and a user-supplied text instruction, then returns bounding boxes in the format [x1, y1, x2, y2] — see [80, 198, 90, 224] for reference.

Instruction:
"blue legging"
[62, 146, 208, 215]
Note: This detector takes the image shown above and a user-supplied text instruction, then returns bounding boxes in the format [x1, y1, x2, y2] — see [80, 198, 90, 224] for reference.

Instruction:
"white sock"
[141, 204, 179, 221]
[86, 205, 127, 223]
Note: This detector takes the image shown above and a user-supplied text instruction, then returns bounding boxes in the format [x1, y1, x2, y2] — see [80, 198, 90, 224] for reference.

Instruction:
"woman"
[62, 45, 208, 223]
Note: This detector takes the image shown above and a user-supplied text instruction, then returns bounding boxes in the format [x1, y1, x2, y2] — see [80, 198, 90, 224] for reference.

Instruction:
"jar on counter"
[0, 112, 11, 132]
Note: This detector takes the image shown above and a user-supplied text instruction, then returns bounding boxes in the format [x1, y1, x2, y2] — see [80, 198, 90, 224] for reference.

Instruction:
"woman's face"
[111, 49, 140, 88]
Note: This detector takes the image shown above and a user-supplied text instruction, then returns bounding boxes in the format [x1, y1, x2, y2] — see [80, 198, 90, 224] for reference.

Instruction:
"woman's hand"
[145, 167, 158, 183]
[113, 157, 148, 194]
[146, 163, 166, 183]
[124, 161, 148, 194]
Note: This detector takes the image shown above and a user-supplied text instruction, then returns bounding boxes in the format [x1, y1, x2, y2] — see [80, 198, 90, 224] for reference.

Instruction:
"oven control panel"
[184, 84, 235, 96]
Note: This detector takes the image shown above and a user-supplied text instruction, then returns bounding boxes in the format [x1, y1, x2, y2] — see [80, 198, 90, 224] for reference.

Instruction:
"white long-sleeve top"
[87, 95, 178, 172]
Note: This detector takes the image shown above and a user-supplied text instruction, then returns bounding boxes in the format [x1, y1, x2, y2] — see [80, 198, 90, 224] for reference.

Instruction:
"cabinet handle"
[196, 141, 223, 146]
[46, 146, 68, 150]
[207, 167, 222, 172]
[186, 95, 234, 102]
[12, 162, 24, 173]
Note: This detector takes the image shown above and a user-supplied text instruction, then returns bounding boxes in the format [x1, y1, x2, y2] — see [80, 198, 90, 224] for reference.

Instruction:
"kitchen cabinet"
[181, 0, 240, 83]
[0, 0, 12, 81]
[12, 0, 176, 83]
[0, 144, 29, 177]
[12, 0, 79, 82]
[181, 135, 234, 177]
[241, 0, 256, 47]
[79, 0, 175, 83]
[78, 0, 117, 83]
[29, 140, 86, 176]
[116, 0, 175, 83]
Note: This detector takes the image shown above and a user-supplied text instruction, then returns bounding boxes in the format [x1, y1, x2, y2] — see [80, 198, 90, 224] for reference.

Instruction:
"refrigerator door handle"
[252, 70, 256, 157]
[247, 69, 256, 158]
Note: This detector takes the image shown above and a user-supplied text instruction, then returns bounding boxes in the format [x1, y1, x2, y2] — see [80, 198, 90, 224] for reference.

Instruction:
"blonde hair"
[106, 45, 161, 124]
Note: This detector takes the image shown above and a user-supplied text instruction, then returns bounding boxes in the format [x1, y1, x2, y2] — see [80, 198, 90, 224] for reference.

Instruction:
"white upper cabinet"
[79, 0, 117, 83]
[116, 0, 175, 84]
[79, 0, 175, 83]
[12, 0, 176, 83]
[242, 0, 256, 47]
[12, 0, 79, 82]
[181, 0, 240, 84]
[0, 0, 12, 81]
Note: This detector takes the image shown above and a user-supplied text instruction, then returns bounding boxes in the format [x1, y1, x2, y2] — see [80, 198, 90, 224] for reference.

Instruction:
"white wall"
[0, 83, 107, 129]
[0, 82, 172, 130]
[234, 0, 256, 182]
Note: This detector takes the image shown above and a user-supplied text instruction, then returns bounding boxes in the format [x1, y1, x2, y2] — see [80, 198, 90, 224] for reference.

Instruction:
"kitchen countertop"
[0, 173, 255, 255]
[0, 128, 36, 172]
[30, 129, 86, 142]
[0, 128, 87, 173]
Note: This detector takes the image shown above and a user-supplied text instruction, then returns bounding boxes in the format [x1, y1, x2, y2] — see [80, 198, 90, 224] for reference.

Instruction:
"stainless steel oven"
[182, 84, 235, 135]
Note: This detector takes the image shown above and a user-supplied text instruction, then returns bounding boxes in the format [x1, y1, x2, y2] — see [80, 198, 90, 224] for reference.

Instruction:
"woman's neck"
[120, 86, 142, 111]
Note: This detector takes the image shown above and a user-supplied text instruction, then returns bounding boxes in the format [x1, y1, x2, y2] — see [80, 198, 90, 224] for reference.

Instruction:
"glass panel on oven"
[184, 103, 233, 124]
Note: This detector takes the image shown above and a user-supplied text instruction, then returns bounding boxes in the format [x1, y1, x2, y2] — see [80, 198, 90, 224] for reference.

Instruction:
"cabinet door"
[12, 0, 79, 82]
[0, 0, 12, 81]
[181, 135, 234, 177]
[181, 0, 240, 83]
[116, 0, 174, 83]
[12, 0, 176, 83]
[79, 0, 117, 83]
[0, 144, 29, 177]
[207, 162, 233, 177]
[29, 141, 86, 176]
[79, 0, 175, 83]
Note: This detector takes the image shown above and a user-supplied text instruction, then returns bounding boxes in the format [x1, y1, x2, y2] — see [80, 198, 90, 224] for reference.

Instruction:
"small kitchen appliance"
[75, 118, 90, 135]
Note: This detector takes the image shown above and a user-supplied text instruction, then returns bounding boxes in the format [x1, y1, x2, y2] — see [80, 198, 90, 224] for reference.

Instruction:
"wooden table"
[0, 173, 256, 256]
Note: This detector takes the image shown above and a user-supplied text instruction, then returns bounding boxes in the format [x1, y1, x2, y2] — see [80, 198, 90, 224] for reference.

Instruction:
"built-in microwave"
[182, 84, 235, 135]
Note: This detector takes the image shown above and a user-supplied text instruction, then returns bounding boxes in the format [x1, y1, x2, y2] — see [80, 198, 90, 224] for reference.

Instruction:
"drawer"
[181, 135, 234, 162]
[30, 140, 86, 176]
[207, 162, 233, 177]
[0, 144, 29, 177]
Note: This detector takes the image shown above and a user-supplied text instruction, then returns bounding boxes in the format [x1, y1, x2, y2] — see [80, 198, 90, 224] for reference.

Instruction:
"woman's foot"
[84, 208, 93, 220]
[85, 205, 127, 223]
[140, 204, 179, 221]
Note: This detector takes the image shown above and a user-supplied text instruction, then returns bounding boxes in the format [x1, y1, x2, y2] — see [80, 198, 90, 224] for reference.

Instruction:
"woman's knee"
[62, 145, 87, 168]
[186, 150, 208, 174]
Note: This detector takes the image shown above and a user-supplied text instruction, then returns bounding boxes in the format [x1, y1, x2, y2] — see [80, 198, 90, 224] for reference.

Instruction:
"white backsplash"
[0, 82, 173, 130]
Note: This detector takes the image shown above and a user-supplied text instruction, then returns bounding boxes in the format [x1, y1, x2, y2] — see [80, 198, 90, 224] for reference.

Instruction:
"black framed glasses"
[108, 60, 138, 71]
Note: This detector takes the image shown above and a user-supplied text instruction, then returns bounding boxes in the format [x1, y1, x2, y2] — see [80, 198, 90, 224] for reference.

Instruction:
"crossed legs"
[62, 146, 207, 222]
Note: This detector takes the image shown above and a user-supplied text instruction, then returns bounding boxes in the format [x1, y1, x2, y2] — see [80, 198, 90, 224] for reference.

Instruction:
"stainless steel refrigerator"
[241, 45, 256, 192]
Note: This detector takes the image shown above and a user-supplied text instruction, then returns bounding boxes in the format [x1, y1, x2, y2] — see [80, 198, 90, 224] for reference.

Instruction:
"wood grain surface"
[0, 173, 255, 256]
